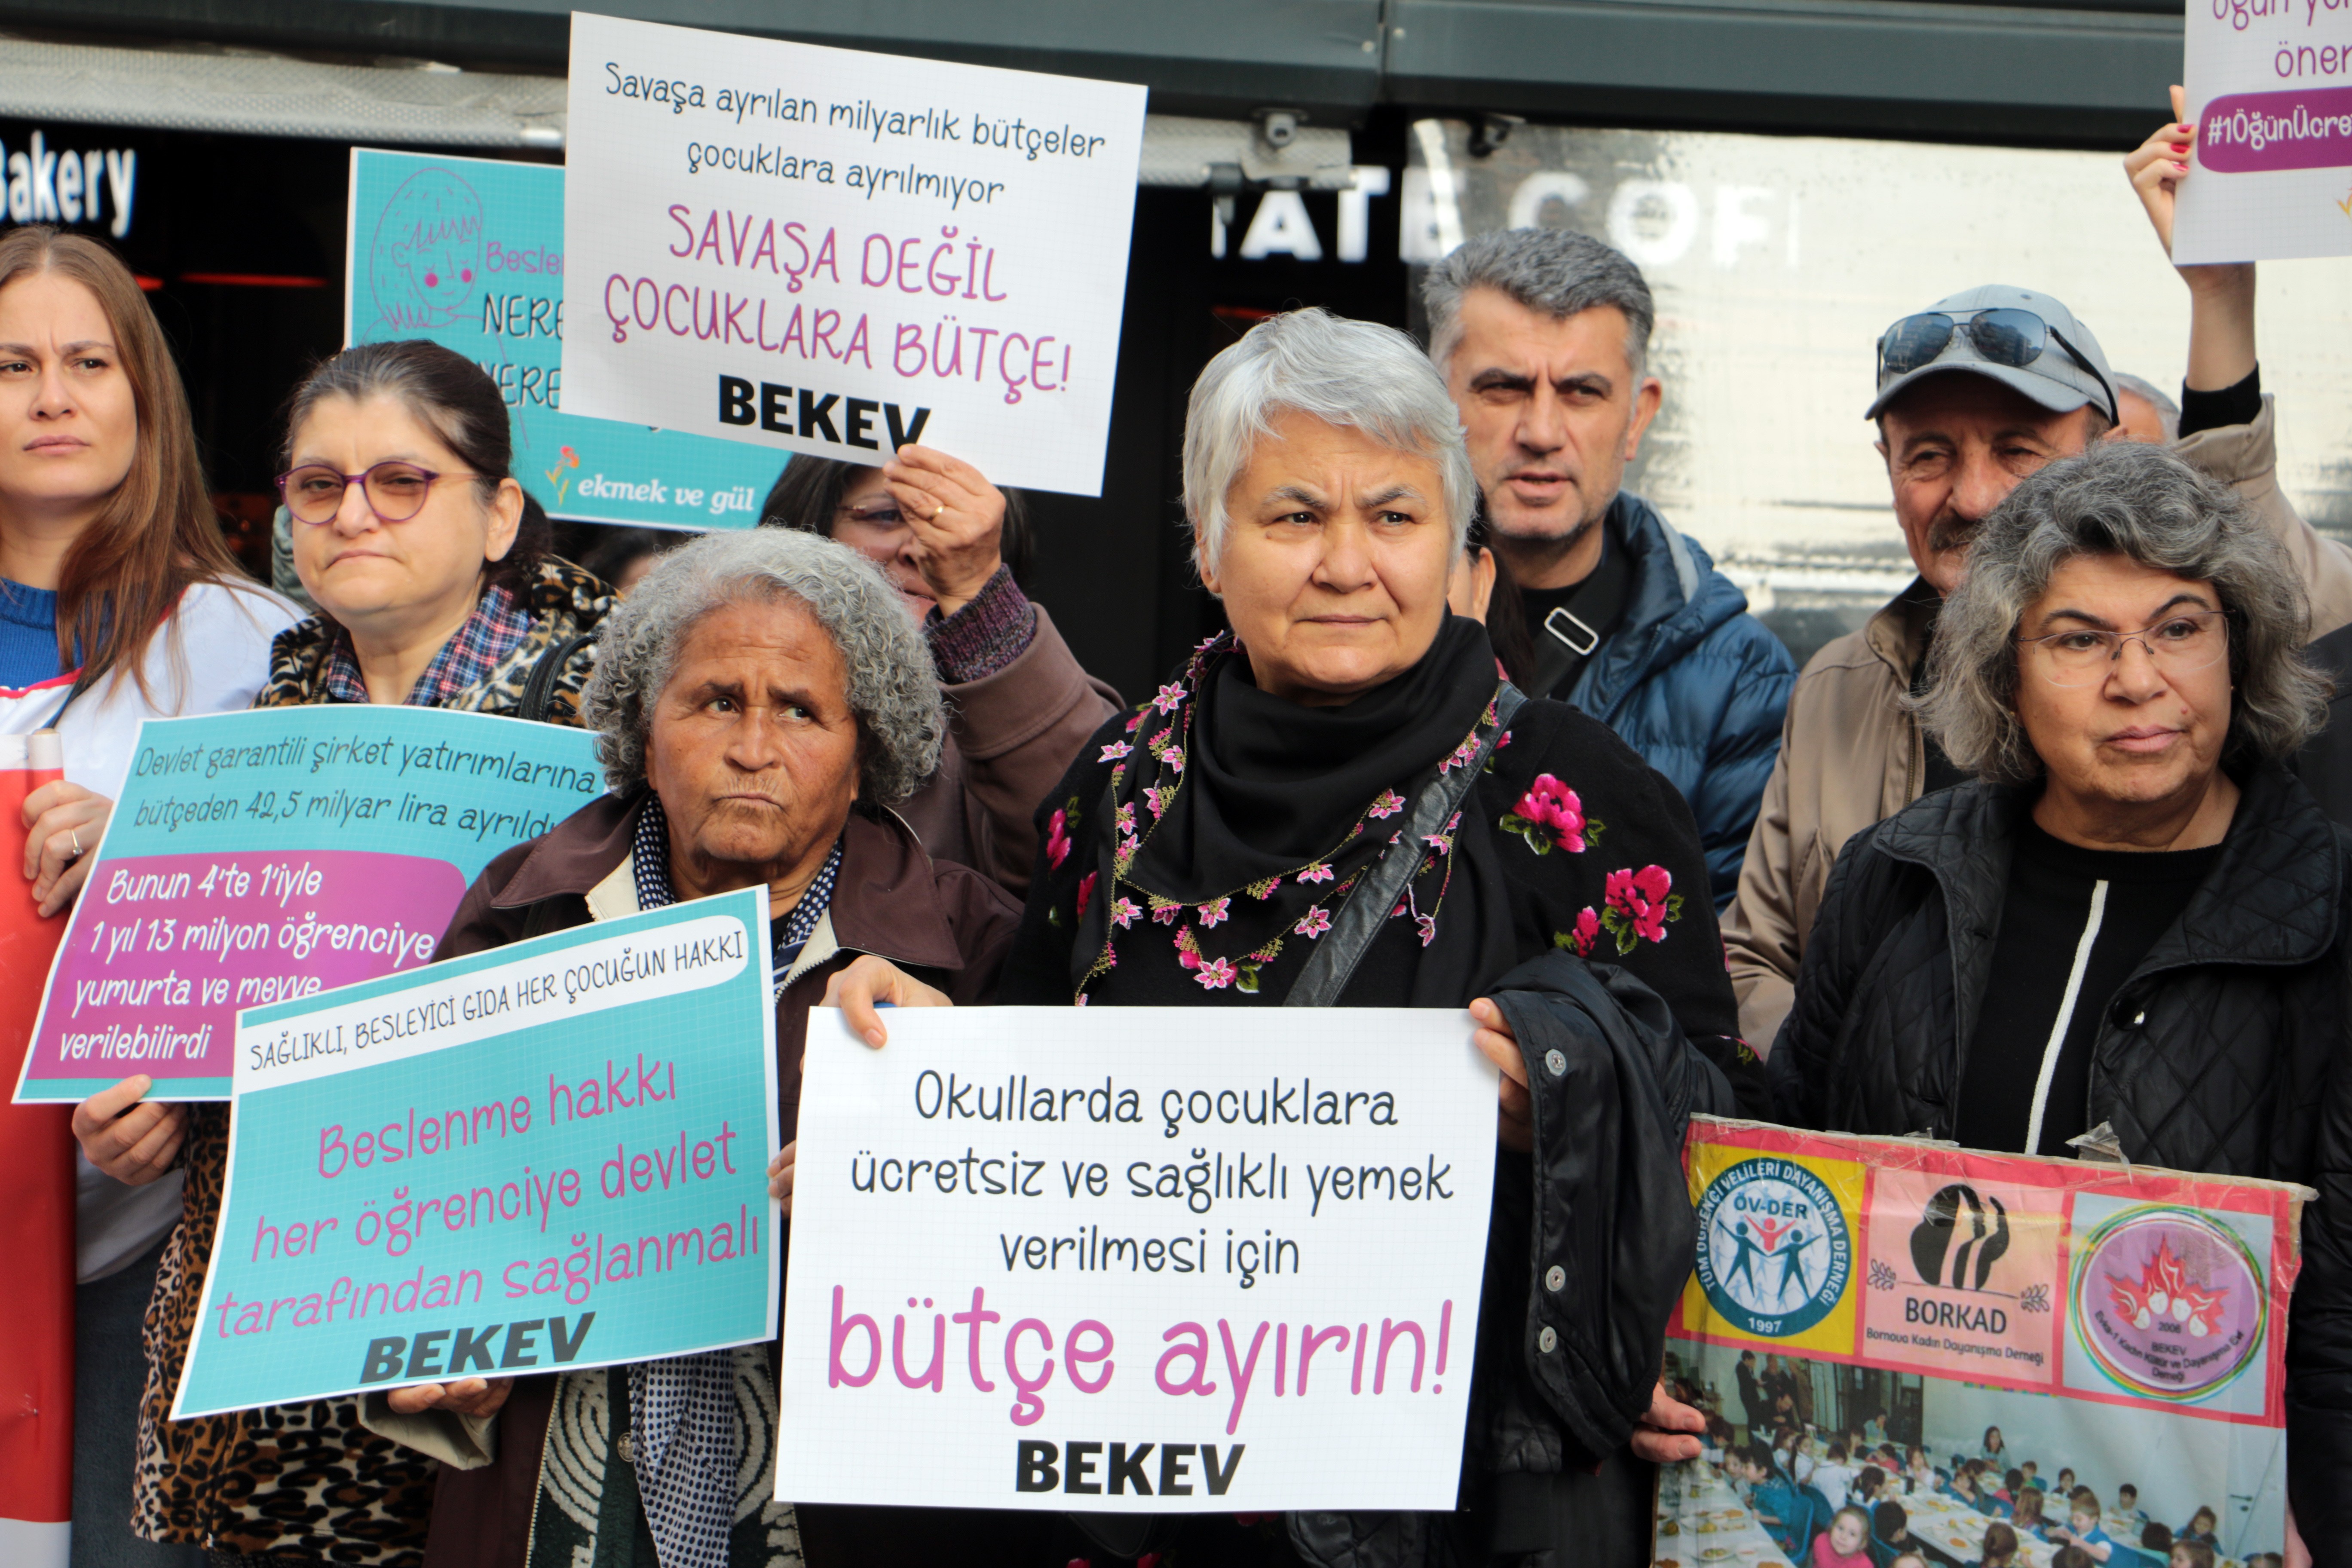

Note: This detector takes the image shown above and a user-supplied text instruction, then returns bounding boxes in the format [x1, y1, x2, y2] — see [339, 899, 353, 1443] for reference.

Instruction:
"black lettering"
[1160, 1442, 1196, 1496]
[1063, 1439, 1102, 1494]
[449, 1323, 502, 1374]
[719, 374, 754, 426]
[844, 397, 879, 449]
[405, 1329, 451, 1379]
[885, 403, 931, 448]
[500, 1318, 545, 1369]
[760, 381, 793, 433]
[359, 1336, 407, 1384]
[549, 1312, 596, 1363]
[1201, 1442, 1245, 1496]
[1108, 1441, 1153, 1495]
[799, 389, 841, 443]
[1015, 1439, 1060, 1492]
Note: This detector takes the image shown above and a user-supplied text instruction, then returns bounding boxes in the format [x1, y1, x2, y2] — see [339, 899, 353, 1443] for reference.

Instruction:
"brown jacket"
[403, 791, 1020, 1568]
[900, 603, 1119, 896]
[1721, 398, 2352, 1052]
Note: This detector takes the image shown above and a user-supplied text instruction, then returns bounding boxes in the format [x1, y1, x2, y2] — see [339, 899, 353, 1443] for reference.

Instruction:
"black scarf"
[1130, 613, 1499, 905]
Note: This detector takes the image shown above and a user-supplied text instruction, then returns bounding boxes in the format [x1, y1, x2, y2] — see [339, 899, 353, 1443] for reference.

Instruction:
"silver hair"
[2112, 372, 2182, 443]
[1182, 306, 1478, 571]
[1420, 228, 1655, 379]
[582, 527, 945, 805]
[1915, 440, 2326, 785]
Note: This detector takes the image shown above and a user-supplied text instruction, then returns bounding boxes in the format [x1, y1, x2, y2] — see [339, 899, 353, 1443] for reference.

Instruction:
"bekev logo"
[1014, 1439, 1243, 1496]
[718, 376, 930, 452]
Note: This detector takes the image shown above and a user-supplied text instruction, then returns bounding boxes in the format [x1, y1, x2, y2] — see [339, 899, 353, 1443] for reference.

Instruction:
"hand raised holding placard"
[879, 444, 1007, 618]
[70, 1073, 186, 1184]
[772, 954, 958, 1215]
[23, 778, 109, 915]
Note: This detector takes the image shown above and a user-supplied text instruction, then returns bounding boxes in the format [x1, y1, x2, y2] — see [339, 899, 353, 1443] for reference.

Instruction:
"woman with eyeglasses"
[1771, 439, 2352, 1555]
[0, 226, 301, 1568]
[760, 445, 1116, 894]
[77, 338, 613, 1567]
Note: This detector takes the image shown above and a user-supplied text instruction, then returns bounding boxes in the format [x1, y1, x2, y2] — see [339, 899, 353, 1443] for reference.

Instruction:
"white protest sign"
[561, 13, 1147, 497]
[775, 1007, 1500, 1513]
[2173, 0, 2352, 263]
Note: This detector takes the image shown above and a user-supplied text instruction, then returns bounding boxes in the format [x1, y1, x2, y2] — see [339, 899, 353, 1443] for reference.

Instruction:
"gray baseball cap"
[1866, 284, 2118, 424]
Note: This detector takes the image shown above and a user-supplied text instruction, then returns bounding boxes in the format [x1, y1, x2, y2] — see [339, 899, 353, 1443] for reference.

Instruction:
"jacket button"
[2133, 1011, 2147, 1026]
[618, 1430, 636, 1465]
[1545, 1265, 1566, 1292]
[1544, 1049, 1567, 1078]
[1537, 1326, 1559, 1354]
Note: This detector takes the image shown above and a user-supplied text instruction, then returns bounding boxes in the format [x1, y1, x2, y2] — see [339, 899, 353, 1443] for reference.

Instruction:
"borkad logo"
[1909, 1183, 2011, 1291]
[2071, 1206, 2264, 1403]
[1694, 1157, 1851, 1337]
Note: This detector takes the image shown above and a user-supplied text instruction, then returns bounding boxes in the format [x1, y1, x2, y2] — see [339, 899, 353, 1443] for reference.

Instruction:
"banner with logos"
[349, 147, 787, 528]
[1658, 1118, 2300, 1566]
[13, 707, 604, 1102]
[774, 1006, 1499, 1512]
[560, 13, 1147, 497]
[172, 888, 778, 1418]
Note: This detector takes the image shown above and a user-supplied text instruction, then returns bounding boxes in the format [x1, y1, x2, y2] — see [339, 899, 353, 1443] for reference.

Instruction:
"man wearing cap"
[1721, 263, 2352, 1054]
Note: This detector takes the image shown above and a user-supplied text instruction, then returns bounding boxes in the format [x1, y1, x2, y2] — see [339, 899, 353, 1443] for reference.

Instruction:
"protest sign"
[172, 888, 778, 1419]
[1657, 1118, 2301, 1564]
[561, 13, 1147, 498]
[2174, 0, 2352, 263]
[13, 707, 605, 1103]
[774, 1007, 1498, 1513]
[349, 147, 784, 529]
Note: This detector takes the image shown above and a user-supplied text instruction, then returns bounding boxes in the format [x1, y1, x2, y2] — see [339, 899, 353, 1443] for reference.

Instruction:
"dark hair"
[2141, 1523, 2174, 1552]
[1731, 1440, 1777, 1473]
[576, 525, 680, 589]
[1853, 1466, 1885, 1501]
[1873, 1501, 1907, 1539]
[280, 340, 547, 598]
[1981, 1523, 2020, 1565]
[1467, 502, 1533, 685]
[0, 226, 248, 697]
[759, 455, 1032, 583]
[2169, 1544, 2214, 1568]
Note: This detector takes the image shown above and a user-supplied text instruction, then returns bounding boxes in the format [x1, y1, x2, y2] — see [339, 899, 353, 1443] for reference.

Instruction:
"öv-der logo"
[1695, 1157, 1851, 1337]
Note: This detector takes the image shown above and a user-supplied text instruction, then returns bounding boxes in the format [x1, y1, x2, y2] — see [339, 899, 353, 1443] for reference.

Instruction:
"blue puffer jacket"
[1560, 493, 1795, 910]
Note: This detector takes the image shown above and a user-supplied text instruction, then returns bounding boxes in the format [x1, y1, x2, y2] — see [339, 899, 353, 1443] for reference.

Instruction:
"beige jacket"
[1722, 397, 2352, 1052]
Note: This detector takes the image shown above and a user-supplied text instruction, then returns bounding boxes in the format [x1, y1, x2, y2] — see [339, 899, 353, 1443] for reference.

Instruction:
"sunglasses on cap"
[1876, 308, 2117, 423]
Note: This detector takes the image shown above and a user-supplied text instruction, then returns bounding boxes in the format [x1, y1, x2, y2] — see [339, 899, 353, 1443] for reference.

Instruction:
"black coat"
[1771, 764, 2352, 1541]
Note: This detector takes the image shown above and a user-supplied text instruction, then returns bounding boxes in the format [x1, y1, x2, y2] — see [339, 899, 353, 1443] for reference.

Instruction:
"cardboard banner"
[775, 1007, 1499, 1513]
[348, 147, 787, 529]
[1657, 1118, 2301, 1567]
[13, 707, 605, 1102]
[172, 888, 778, 1419]
[560, 13, 1147, 498]
[2174, 0, 2352, 262]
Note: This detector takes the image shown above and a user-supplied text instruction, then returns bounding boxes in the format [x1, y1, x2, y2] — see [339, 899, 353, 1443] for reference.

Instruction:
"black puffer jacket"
[1771, 765, 2352, 1542]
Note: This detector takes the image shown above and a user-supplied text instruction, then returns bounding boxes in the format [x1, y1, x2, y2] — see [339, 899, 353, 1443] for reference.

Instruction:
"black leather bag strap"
[1283, 683, 1528, 1008]
[518, 632, 594, 724]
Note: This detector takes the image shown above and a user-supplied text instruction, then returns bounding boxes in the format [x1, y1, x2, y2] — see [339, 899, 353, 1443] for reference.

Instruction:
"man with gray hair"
[1423, 228, 1795, 909]
[2112, 371, 2182, 444]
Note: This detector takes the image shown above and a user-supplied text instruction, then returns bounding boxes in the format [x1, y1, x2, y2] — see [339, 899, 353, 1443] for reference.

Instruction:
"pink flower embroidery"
[1416, 912, 1438, 946]
[1295, 907, 1333, 938]
[1075, 994, 1090, 1006]
[1152, 901, 1182, 926]
[1075, 871, 1097, 918]
[1098, 740, 1132, 761]
[1164, 746, 1186, 774]
[1194, 957, 1237, 990]
[1153, 682, 1188, 714]
[1116, 802, 1136, 833]
[1045, 808, 1072, 868]
[1111, 897, 1141, 930]
[1606, 864, 1676, 944]
[1513, 774, 1587, 854]
[1118, 832, 1141, 859]
[1298, 863, 1335, 885]
[1368, 789, 1406, 820]
[1426, 831, 1452, 855]
[1145, 785, 1173, 820]
[1440, 735, 1482, 774]
[1197, 897, 1231, 928]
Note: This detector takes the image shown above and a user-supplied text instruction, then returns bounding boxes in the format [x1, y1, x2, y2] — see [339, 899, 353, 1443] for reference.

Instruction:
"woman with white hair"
[989, 308, 1761, 1565]
[1774, 439, 2352, 1553]
[368, 526, 1047, 1568]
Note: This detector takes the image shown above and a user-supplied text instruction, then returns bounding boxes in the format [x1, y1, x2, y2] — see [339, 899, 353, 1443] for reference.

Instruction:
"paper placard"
[172, 888, 778, 1419]
[12, 707, 606, 1102]
[349, 147, 788, 529]
[2174, 1, 2352, 262]
[560, 12, 1147, 497]
[1658, 1118, 2300, 1564]
[774, 1006, 1500, 1513]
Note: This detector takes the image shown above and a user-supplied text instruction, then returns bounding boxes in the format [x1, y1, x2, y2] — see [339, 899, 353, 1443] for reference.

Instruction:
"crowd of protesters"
[9, 90, 2342, 1568]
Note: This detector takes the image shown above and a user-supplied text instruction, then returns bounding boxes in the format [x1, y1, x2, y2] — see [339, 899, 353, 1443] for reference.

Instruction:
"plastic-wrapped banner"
[1657, 1117, 2301, 1568]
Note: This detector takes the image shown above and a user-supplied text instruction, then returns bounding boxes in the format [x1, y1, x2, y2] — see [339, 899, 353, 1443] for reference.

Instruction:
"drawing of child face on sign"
[368, 168, 485, 333]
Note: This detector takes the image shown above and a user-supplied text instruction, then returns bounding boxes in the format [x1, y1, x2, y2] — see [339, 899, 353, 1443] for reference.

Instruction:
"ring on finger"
[933, 502, 945, 520]
[67, 829, 83, 861]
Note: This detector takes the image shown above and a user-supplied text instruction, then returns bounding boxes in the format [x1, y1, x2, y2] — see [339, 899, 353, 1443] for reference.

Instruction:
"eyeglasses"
[2013, 609, 2228, 687]
[275, 461, 478, 525]
[1877, 309, 2118, 424]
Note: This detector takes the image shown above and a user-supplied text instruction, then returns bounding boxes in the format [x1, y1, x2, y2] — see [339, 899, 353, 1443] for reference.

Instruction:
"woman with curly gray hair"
[368, 527, 1045, 1568]
[1774, 441, 2352, 1539]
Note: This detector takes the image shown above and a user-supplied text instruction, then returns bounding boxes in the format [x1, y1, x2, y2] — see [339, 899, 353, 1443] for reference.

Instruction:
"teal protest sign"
[347, 147, 786, 529]
[172, 888, 779, 1419]
[14, 706, 605, 1102]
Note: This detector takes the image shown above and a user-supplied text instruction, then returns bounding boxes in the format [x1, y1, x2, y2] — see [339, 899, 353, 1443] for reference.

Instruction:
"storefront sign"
[2174, 0, 2352, 261]
[1, 126, 136, 238]
[12, 707, 605, 1102]
[172, 888, 778, 1418]
[774, 1006, 1498, 1512]
[560, 14, 1147, 498]
[349, 148, 785, 528]
[1659, 1118, 2300, 1564]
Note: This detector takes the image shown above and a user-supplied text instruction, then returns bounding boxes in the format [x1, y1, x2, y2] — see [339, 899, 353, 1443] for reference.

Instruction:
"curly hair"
[581, 528, 944, 805]
[1915, 440, 2328, 784]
